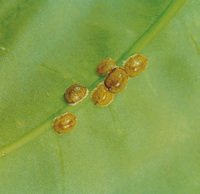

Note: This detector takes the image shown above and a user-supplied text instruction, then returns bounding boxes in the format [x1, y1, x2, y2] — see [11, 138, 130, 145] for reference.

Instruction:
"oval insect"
[104, 67, 128, 94]
[91, 83, 114, 107]
[96, 58, 115, 76]
[123, 54, 148, 78]
[64, 84, 88, 105]
[52, 112, 77, 135]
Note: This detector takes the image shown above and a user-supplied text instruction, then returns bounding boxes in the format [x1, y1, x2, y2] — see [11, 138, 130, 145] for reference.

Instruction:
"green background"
[0, 0, 200, 193]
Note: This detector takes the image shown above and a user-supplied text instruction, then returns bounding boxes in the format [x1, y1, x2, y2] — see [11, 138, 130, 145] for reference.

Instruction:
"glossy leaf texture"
[0, 0, 200, 193]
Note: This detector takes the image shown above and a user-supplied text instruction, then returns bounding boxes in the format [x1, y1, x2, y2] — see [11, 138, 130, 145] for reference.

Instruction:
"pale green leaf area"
[0, 0, 200, 193]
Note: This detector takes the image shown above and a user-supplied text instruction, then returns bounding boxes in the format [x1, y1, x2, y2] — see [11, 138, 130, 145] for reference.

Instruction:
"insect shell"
[52, 112, 77, 135]
[104, 67, 128, 94]
[64, 84, 88, 105]
[123, 54, 148, 78]
[96, 58, 115, 76]
[91, 83, 114, 107]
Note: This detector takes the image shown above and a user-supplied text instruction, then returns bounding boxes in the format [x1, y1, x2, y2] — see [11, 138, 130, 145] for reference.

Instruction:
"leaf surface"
[0, 0, 200, 193]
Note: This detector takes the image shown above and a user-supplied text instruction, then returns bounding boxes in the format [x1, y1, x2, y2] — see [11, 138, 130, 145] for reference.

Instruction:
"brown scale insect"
[64, 84, 88, 105]
[52, 112, 77, 135]
[91, 83, 114, 107]
[96, 58, 115, 76]
[104, 67, 128, 94]
[123, 54, 148, 78]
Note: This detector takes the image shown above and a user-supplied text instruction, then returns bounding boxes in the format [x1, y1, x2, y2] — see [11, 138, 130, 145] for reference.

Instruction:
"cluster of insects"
[91, 54, 148, 106]
[52, 54, 148, 135]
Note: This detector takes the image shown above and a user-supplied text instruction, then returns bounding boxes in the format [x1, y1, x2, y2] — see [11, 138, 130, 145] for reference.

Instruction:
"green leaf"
[0, 0, 200, 193]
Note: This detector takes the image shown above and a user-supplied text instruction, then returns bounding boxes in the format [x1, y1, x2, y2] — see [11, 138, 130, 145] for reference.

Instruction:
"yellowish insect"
[96, 58, 115, 76]
[104, 67, 128, 94]
[72, 79, 77, 83]
[52, 112, 77, 135]
[91, 83, 114, 107]
[18, 122, 22, 126]
[123, 54, 148, 78]
[64, 84, 88, 105]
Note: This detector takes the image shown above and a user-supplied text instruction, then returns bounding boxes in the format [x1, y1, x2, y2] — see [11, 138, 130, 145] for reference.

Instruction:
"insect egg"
[64, 84, 88, 105]
[52, 112, 77, 135]
[91, 83, 114, 107]
[96, 58, 115, 76]
[104, 67, 128, 94]
[123, 54, 148, 78]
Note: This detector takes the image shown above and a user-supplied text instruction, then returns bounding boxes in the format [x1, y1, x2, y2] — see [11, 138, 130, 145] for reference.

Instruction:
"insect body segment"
[91, 83, 114, 107]
[104, 67, 128, 94]
[123, 54, 147, 78]
[96, 58, 115, 76]
[64, 84, 88, 105]
[52, 112, 77, 135]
